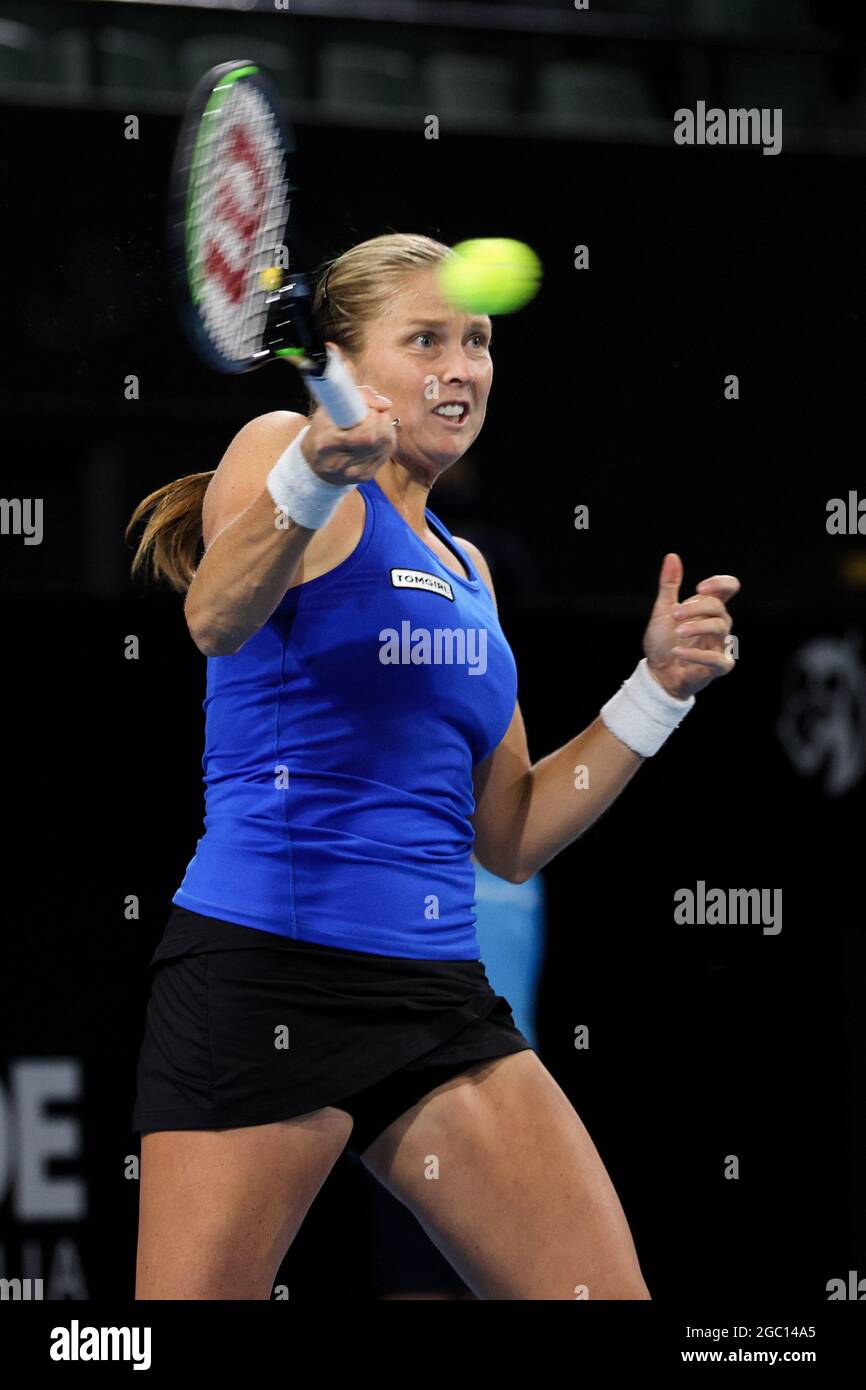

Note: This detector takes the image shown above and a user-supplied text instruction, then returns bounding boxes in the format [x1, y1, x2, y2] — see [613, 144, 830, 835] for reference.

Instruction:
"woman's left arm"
[462, 544, 740, 885]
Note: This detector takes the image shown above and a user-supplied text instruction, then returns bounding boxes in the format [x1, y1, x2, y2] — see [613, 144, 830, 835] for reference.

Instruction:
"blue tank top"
[172, 474, 519, 959]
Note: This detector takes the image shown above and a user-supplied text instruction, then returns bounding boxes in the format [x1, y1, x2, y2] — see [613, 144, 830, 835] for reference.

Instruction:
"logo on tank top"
[389, 568, 455, 602]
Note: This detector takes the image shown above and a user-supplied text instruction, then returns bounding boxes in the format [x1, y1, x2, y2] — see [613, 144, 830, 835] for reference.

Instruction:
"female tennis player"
[127, 231, 739, 1301]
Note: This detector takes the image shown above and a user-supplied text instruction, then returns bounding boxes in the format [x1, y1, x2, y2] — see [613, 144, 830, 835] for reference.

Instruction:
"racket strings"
[187, 79, 291, 366]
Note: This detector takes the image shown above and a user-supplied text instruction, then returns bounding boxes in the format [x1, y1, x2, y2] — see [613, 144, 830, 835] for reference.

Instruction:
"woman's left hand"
[642, 553, 740, 699]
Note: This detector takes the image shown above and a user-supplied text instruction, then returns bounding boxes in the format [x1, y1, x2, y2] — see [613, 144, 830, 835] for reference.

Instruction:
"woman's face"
[351, 266, 493, 478]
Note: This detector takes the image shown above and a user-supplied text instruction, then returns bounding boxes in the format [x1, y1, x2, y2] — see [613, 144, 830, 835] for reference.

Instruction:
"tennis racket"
[168, 58, 367, 428]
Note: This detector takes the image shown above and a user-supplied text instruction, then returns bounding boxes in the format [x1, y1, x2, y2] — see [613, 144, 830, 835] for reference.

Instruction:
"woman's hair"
[125, 231, 453, 594]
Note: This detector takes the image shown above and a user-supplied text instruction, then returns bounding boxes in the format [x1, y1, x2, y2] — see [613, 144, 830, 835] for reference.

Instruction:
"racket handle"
[303, 345, 369, 428]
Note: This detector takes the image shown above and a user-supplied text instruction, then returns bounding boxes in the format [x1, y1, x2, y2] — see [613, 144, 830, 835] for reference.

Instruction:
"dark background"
[1, 0, 864, 1303]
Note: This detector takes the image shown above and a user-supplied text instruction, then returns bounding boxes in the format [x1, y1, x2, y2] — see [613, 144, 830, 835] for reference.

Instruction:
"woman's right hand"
[301, 345, 397, 487]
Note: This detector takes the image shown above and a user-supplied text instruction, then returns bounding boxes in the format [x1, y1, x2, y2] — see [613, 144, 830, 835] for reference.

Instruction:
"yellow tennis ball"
[438, 238, 542, 314]
[258, 266, 282, 291]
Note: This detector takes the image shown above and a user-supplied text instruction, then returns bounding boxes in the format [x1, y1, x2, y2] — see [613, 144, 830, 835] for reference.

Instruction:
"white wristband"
[266, 425, 357, 530]
[599, 657, 695, 757]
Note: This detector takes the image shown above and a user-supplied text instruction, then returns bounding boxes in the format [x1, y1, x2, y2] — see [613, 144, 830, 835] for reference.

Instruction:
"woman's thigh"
[359, 1051, 650, 1301]
[135, 1106, 354, 1299]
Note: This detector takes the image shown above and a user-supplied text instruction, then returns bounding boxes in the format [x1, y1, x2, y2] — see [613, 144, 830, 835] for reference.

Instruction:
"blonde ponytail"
[125, 470, 214, 594]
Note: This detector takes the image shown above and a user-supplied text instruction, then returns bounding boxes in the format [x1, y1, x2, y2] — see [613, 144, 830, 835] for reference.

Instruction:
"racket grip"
[303, 345, 368, 428]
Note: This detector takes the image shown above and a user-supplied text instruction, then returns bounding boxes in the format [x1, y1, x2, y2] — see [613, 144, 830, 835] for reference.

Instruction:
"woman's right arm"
[185, 382, 394, 656]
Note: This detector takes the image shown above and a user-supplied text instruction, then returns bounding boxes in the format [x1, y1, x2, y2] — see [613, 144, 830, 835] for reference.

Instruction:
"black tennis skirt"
[131, 905, 533, 1159]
